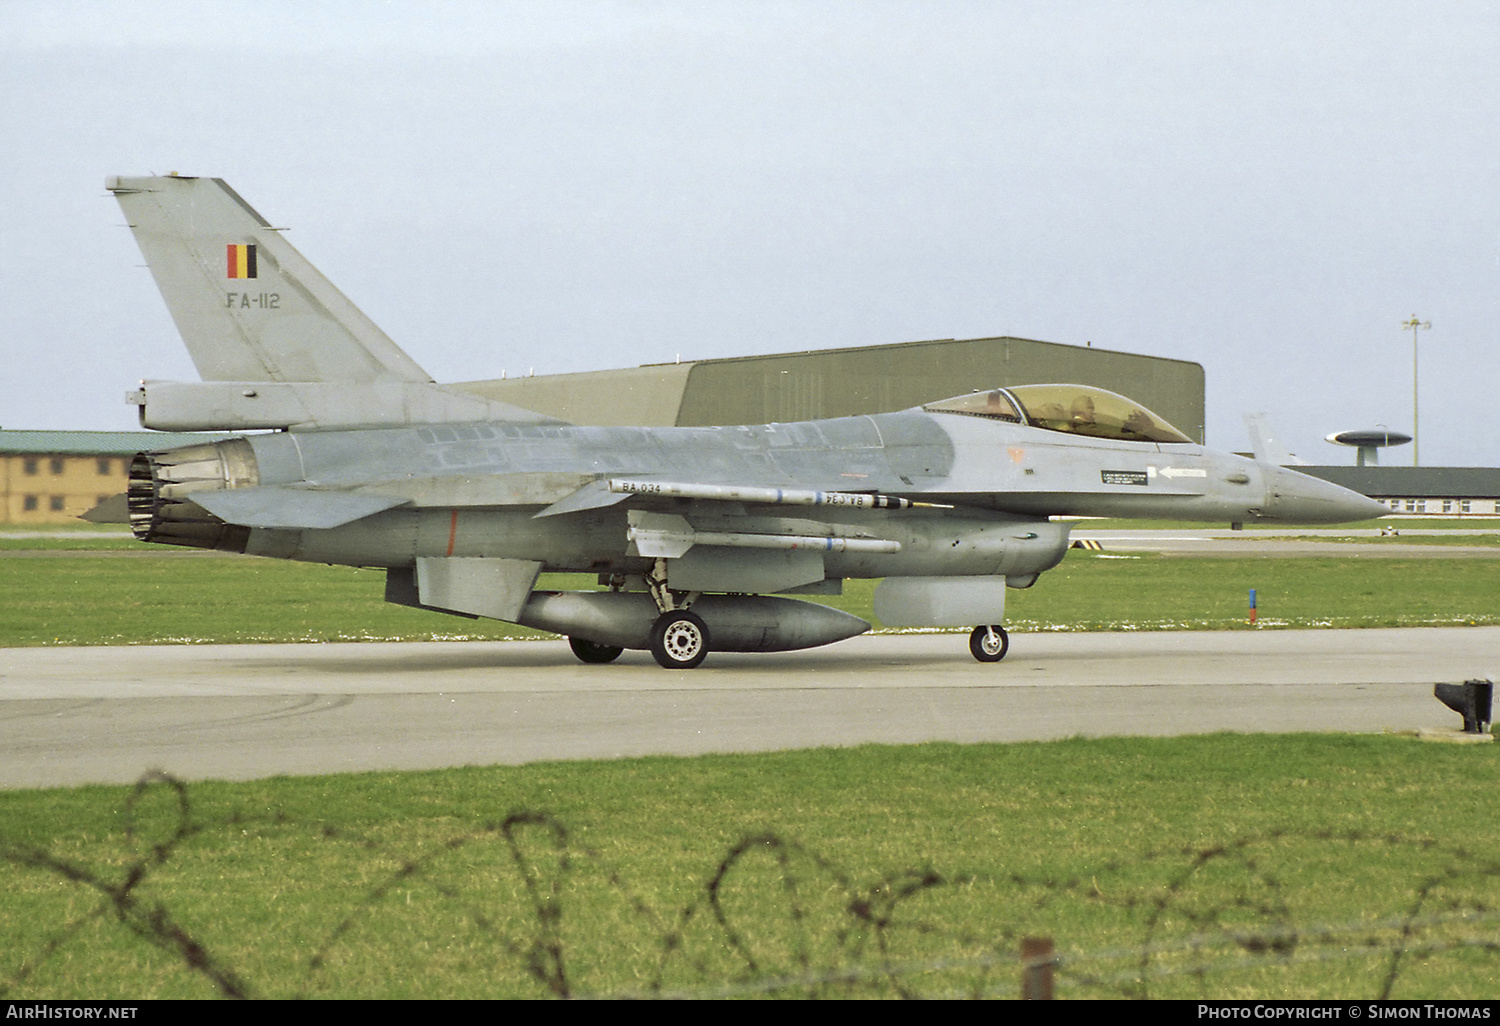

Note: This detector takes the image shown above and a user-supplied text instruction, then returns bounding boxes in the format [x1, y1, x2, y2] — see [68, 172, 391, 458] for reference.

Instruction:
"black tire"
[650, 610, 710, 669]
[969, 625, 1009, 663]
[569, 636, 624, 664]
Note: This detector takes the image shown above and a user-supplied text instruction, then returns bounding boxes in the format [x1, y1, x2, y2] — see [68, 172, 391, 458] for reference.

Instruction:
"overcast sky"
[2, 0, 1496, 465]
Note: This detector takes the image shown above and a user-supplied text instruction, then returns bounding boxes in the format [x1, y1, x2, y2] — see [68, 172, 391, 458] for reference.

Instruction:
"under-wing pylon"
[108, 175, 1388, 668]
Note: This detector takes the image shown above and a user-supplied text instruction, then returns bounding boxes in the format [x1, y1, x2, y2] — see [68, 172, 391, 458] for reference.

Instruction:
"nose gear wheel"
[969, 625, 1009, 662]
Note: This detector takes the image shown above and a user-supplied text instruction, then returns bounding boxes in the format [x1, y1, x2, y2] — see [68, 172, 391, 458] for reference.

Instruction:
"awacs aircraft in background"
[107, 175, 1387, 668]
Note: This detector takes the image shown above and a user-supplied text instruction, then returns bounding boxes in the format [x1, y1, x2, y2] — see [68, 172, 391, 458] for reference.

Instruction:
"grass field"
[3, 736, 1499, 999]
[2, 544, 1498, 646]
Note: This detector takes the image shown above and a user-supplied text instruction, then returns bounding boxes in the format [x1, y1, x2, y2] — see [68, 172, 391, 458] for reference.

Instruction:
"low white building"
[1300, 467, 1500, 517]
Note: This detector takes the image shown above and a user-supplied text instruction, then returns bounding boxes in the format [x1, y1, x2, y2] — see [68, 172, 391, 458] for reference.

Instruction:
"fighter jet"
[107, 175, 1387, 668]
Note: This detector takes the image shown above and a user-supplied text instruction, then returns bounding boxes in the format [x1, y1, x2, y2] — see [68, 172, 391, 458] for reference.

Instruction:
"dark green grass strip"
[3, 735, 1497, 999]
[3, 551, 1497, 647]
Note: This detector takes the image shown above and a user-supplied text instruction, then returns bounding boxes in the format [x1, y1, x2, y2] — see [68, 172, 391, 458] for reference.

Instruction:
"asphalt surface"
[3, 525, 1494, 789]
[3, 627, 1494, 789]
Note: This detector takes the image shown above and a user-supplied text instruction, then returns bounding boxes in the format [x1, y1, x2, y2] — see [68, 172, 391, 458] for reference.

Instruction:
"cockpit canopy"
[923, 384, 1194, 444]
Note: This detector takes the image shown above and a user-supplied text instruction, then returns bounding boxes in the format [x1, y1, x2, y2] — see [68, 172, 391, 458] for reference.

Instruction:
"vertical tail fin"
[107, 175, 432, 384]
[1243, 412, 1307, 466]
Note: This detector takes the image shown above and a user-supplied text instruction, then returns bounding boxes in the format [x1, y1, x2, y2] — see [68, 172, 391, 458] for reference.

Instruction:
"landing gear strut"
[642, 557, 710, 669]
[969, 624, 1009, 663]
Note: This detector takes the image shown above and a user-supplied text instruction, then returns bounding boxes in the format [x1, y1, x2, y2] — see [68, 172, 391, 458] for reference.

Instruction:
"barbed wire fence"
[4, 772, 1499, 999]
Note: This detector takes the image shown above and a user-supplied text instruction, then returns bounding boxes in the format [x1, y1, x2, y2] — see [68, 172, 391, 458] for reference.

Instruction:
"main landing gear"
[969, 625, 1009, 662]
[649, 610, 710, 669]
[567, 561, 711, 669]
[568, 636, 624, 664]
[643, 560, 708, 669]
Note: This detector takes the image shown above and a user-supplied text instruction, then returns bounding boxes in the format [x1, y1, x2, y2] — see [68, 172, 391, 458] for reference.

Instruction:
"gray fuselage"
[143, 404, 1383, 579]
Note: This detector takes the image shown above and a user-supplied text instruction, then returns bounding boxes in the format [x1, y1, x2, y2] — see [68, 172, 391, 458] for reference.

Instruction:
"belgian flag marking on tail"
[226, 244, 257, 279]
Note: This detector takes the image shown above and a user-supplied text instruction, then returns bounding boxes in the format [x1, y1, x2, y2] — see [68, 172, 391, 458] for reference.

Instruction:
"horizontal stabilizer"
[80, 493, 129, 524]
[192, 487, 407, 529]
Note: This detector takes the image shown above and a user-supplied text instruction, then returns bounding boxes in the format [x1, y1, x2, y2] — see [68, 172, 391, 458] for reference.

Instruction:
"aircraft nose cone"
[1263, 467, 1389, 523]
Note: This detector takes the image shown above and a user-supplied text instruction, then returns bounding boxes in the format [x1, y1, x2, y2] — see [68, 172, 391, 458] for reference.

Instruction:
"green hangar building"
[457, 335, 1208, 441]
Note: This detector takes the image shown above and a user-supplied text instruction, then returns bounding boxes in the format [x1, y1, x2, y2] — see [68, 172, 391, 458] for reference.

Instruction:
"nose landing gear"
[969, 625, 1009, 662]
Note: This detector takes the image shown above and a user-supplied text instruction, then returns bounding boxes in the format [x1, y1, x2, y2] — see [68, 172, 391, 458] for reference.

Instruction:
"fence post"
[1021, 936, 1054, 999]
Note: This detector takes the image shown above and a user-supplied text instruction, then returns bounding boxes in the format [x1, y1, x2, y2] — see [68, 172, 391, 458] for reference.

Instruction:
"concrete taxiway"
[2, 627, 1494, 789]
